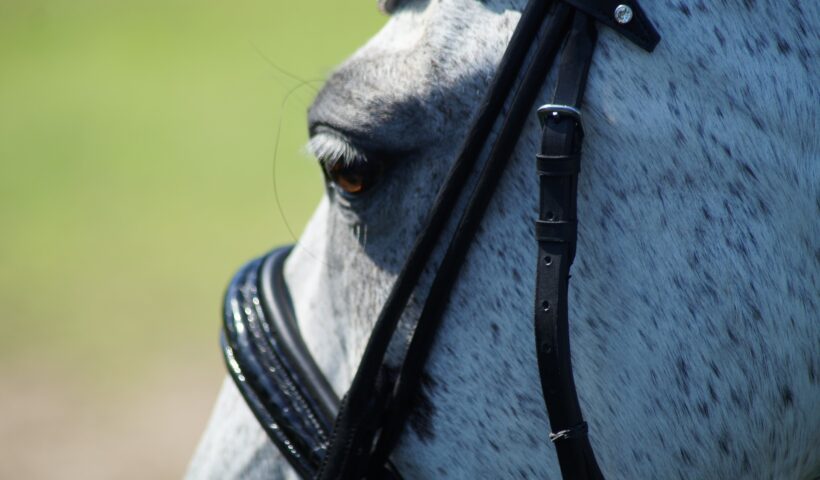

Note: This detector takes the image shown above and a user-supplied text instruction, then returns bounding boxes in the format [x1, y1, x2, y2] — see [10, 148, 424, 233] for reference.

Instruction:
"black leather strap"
[317, 1, 559, 478]
[258, 248, 339, 423]
[561, 0, 659, 51]
[221, 247, 336, 479]
[366, 4, 575, 474]
[537, 153, 581, 176]
[223, 248, 402, 480]
[534, 11, 604, 480]
[535, 220, 578, 243]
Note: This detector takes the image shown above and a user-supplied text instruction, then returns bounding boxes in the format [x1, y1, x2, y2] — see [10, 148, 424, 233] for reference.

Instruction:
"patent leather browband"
[221, 247, 334, 478]
[221, 247, 400, 479]
[224, 0, 659, 478]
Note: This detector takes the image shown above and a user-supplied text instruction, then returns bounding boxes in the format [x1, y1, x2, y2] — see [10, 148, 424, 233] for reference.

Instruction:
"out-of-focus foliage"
[0, 0, 384, 478]
[0, 0, 384, 376]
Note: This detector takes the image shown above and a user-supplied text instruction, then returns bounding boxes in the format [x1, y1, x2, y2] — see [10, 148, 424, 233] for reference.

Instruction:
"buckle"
[537, 104, 584, 135]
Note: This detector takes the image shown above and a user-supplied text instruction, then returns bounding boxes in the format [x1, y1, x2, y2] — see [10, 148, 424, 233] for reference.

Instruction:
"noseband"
[222, 1, 659, 478]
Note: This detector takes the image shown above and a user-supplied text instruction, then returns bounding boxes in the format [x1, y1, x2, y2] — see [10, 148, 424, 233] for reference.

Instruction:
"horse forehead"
[308, 2, 526, 158]
[353, 1, 518, 74]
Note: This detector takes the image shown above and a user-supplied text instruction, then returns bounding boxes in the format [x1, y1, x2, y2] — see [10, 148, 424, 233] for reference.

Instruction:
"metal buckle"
[537, 104, 584, 135]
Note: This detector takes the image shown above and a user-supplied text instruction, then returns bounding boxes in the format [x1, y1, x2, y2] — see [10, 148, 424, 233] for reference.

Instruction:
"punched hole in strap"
[535, 220, 577, 243]
[536, 154, 580, 176]
[549, 422, 588, 443]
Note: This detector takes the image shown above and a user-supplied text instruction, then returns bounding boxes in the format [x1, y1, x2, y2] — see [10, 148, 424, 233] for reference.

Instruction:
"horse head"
[189, 1, 819, 478]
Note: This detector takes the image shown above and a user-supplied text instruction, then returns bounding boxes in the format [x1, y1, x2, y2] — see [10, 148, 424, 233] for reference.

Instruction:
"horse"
[187, 0, 819, 478]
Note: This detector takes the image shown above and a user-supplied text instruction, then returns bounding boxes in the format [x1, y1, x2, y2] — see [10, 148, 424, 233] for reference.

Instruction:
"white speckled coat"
[187, 0, 819, 478]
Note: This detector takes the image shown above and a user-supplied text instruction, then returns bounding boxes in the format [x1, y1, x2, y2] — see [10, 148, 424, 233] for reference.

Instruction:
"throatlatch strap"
[533, 11, 603, 480]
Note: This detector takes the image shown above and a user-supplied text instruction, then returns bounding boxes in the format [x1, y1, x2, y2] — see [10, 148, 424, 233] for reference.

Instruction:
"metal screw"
[614, 4, 633, 24]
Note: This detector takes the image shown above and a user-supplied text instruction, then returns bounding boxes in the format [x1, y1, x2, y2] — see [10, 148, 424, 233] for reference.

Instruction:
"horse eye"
[326, 159, 383, 195]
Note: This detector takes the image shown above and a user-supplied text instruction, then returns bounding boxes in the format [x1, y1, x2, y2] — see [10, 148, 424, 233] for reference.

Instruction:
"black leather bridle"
[222, 1, 659, 479]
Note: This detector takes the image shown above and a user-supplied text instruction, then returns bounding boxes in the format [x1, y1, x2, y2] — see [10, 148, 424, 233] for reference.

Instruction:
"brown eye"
[327, 160, 383, 195]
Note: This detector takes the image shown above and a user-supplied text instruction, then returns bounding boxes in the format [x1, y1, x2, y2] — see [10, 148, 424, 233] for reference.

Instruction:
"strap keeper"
[549, 422, 589, 443]
[535, 220, 577, 243]
[536, 153, 580, 176]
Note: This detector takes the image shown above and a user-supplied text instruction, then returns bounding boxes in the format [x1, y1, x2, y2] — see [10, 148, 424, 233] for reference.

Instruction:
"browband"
[221, 247, 402, 479]
[222, 247, 335, 478]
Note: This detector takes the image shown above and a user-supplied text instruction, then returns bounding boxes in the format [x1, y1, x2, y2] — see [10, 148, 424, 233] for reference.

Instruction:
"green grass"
[0, 0, 385, 382]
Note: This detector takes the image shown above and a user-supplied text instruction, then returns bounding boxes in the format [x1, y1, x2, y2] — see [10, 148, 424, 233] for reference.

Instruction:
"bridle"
[222, 1, 659, 479]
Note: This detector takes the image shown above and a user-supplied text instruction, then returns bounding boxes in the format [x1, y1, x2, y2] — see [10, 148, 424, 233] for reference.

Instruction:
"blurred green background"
[0, 0, 384, 478]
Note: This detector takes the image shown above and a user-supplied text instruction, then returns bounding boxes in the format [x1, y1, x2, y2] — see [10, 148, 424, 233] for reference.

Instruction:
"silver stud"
[614, 4, 633, 24]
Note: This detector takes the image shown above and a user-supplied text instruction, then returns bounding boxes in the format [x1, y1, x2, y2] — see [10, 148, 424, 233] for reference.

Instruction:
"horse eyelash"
[306, 134, 369, 169]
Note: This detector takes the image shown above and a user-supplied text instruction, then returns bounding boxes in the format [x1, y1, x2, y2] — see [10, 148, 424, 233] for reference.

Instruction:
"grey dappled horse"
[188, 0, 819, 478]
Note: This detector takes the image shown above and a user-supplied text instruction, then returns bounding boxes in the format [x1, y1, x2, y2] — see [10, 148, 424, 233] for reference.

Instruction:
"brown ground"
[0, 357, 223, 480]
